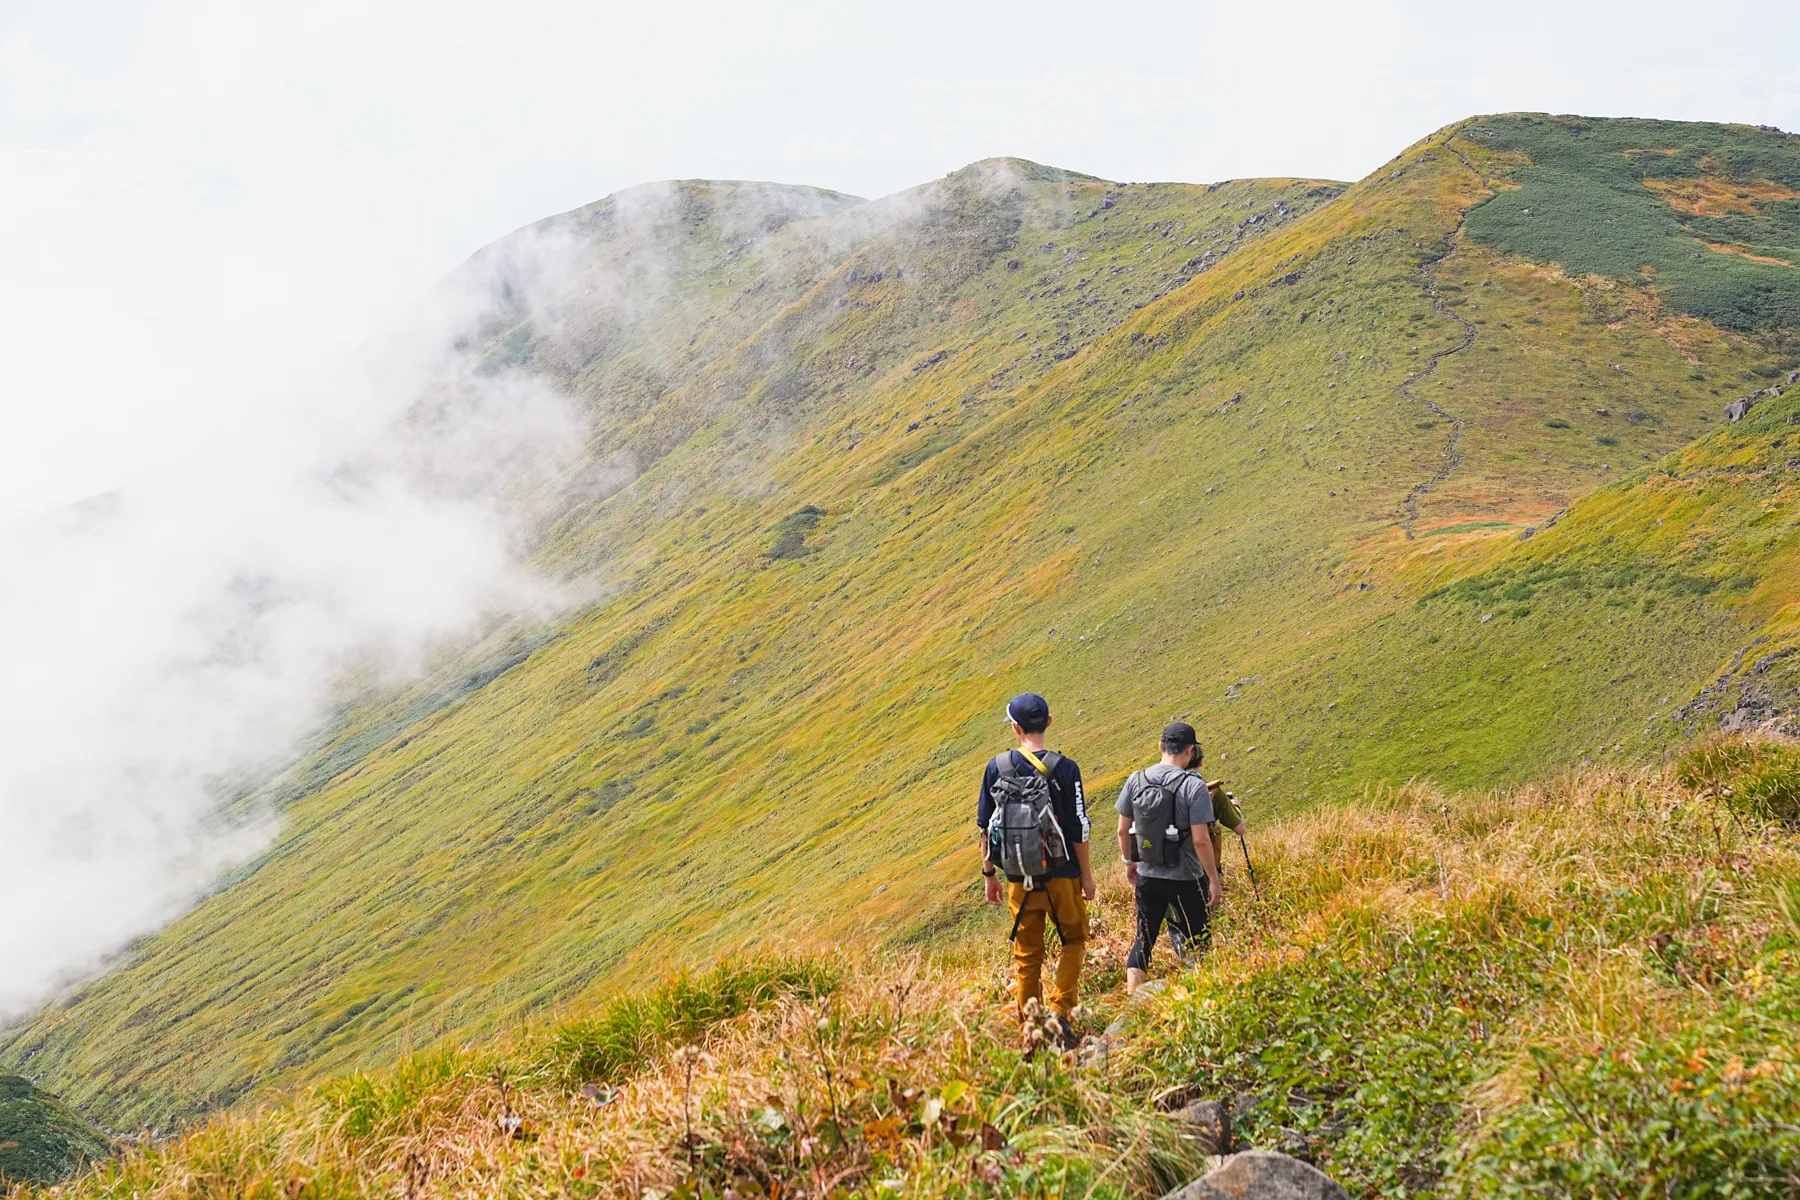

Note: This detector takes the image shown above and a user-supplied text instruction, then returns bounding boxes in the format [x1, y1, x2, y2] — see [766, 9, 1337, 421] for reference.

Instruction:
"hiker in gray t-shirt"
[1113, 722, 1221, 991]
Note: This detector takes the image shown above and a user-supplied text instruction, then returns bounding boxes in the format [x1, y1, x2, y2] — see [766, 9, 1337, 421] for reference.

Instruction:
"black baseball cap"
[1161, 721, 1199, 750]
[1004, 693, 1051, 726]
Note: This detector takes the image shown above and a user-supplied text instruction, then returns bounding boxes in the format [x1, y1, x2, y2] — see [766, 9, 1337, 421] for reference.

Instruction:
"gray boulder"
[1161, 1151, 1349, 1200]
[1726, 397, 1753, 422]
[1177, 1098, 1232, 1155]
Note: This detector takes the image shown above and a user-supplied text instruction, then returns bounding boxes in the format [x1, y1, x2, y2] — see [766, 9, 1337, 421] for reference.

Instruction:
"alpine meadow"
[9, 112, 1800, 1198]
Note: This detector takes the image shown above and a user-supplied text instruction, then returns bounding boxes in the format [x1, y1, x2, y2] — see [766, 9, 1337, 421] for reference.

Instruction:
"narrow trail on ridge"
[1397, 133, 1488, 538]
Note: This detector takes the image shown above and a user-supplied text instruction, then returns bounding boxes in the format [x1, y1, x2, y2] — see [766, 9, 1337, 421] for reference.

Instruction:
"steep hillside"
[13, 744, 1800, 1199]
[7, 114, 1800, 1131]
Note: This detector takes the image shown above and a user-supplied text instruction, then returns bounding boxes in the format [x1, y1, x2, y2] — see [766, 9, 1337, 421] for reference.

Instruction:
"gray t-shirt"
[1115, 763, 1215, 881]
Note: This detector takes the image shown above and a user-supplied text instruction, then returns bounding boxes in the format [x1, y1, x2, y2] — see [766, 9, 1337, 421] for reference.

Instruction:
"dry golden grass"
[16, 744, 1800, 1198]
[1704, 242, 1796, 267]
[1643, 175, 1800, 217]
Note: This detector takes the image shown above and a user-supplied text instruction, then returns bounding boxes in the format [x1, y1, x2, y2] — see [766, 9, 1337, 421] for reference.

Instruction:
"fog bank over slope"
[0, 174, 944, 1019]
[0, 230, 589, 1015]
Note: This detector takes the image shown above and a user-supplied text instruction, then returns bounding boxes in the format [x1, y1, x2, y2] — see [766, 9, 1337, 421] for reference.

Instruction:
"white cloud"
[0, 222, 587, 1014]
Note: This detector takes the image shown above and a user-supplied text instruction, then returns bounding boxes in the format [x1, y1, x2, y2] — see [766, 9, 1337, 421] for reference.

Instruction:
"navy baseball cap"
[1004, 693, 1051, 726]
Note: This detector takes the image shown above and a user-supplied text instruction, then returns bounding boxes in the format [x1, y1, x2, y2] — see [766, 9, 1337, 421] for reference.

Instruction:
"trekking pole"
[1219, 785, 1261, 900]
[1236, 828, 1261, 899]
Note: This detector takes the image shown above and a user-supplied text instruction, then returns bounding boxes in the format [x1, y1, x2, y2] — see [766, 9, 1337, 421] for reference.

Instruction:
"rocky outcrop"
[1162, 1150, 1350, 1200]
[1177, 1098, 1232, 1155]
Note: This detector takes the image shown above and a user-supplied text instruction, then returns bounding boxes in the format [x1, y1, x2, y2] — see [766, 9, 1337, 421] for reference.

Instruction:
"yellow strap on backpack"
[1018, 748, 1050, 775]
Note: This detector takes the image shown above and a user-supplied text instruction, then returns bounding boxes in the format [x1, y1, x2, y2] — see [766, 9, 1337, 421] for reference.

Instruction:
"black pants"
[1128, 876, 1209, 972]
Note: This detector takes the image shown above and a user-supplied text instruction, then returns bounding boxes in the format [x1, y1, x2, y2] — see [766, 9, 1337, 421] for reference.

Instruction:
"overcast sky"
[2, 0, 1797, 516]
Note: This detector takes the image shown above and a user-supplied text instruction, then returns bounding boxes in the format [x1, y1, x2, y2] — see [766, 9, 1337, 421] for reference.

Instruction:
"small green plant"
[1546, 419, 1572, 430]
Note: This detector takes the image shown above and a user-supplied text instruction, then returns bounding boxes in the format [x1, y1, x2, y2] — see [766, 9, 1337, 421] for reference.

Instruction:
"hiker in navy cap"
[977, 693, 1093, 1048]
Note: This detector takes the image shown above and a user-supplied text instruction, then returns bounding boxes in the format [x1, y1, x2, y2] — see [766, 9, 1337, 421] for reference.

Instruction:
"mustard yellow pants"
[1007, 876, 1089, 1021]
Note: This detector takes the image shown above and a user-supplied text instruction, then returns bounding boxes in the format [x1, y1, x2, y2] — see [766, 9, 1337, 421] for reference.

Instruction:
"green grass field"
[7, 114, 1800, 1138]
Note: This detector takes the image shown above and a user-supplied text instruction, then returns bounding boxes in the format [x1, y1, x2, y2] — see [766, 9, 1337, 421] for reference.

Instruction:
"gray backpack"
[985, 750, 1069, 889]
[1127, 768, 1191, 868]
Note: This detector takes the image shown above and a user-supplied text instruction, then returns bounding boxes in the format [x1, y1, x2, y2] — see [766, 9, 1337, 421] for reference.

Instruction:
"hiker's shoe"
[1048, 1012, 1081, 1052]
[1019, 1003, 1048, 1060]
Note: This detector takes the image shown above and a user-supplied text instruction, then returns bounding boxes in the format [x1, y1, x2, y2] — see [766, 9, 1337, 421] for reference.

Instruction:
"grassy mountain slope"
[7, 115, 1800, 1132]
[13, 743, 1800, 1199]
[0, 1076, 109, 1187]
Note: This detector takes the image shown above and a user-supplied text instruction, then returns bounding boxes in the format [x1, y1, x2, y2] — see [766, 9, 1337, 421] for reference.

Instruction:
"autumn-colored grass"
[1643, 175, 1800, 218]
[18, 736, 1800, 1199]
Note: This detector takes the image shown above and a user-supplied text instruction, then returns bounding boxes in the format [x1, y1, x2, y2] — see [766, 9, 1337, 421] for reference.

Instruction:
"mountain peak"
[949, 156, 1110, 185]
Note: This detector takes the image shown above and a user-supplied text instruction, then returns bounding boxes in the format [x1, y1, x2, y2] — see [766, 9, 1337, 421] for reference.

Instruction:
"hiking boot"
[1168, 928, 1201, 968]
[1047, 1012, 1081, 1052]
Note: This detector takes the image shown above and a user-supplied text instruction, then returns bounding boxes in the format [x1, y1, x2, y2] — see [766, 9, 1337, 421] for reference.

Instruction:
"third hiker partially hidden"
[1115, 721, 1221, 991]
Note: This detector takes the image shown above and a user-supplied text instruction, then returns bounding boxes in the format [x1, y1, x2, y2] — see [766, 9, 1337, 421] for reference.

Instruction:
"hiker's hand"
[984, 875, 1004, 905]
[1125, 862, 1139, 885]
[1207, 875, 1223, 908]
[1081, 872, 1097, 901]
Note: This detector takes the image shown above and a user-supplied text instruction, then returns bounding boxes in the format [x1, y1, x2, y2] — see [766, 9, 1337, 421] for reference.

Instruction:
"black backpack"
[1128, 768, 1192, 868]
[984, 750, 1070, 889]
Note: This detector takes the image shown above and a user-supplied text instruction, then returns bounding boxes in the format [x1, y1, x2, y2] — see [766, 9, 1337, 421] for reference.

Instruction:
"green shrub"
[1675, 733, 1800, 823]
[1147, 918, 1554, 1194]
[766, 506, 826, 560]
[0, 1076, 111, 1186]
[765, 529, 814, 559]
[1545, 419, 1572, 430]
[1454, 971, 1800, 1198]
